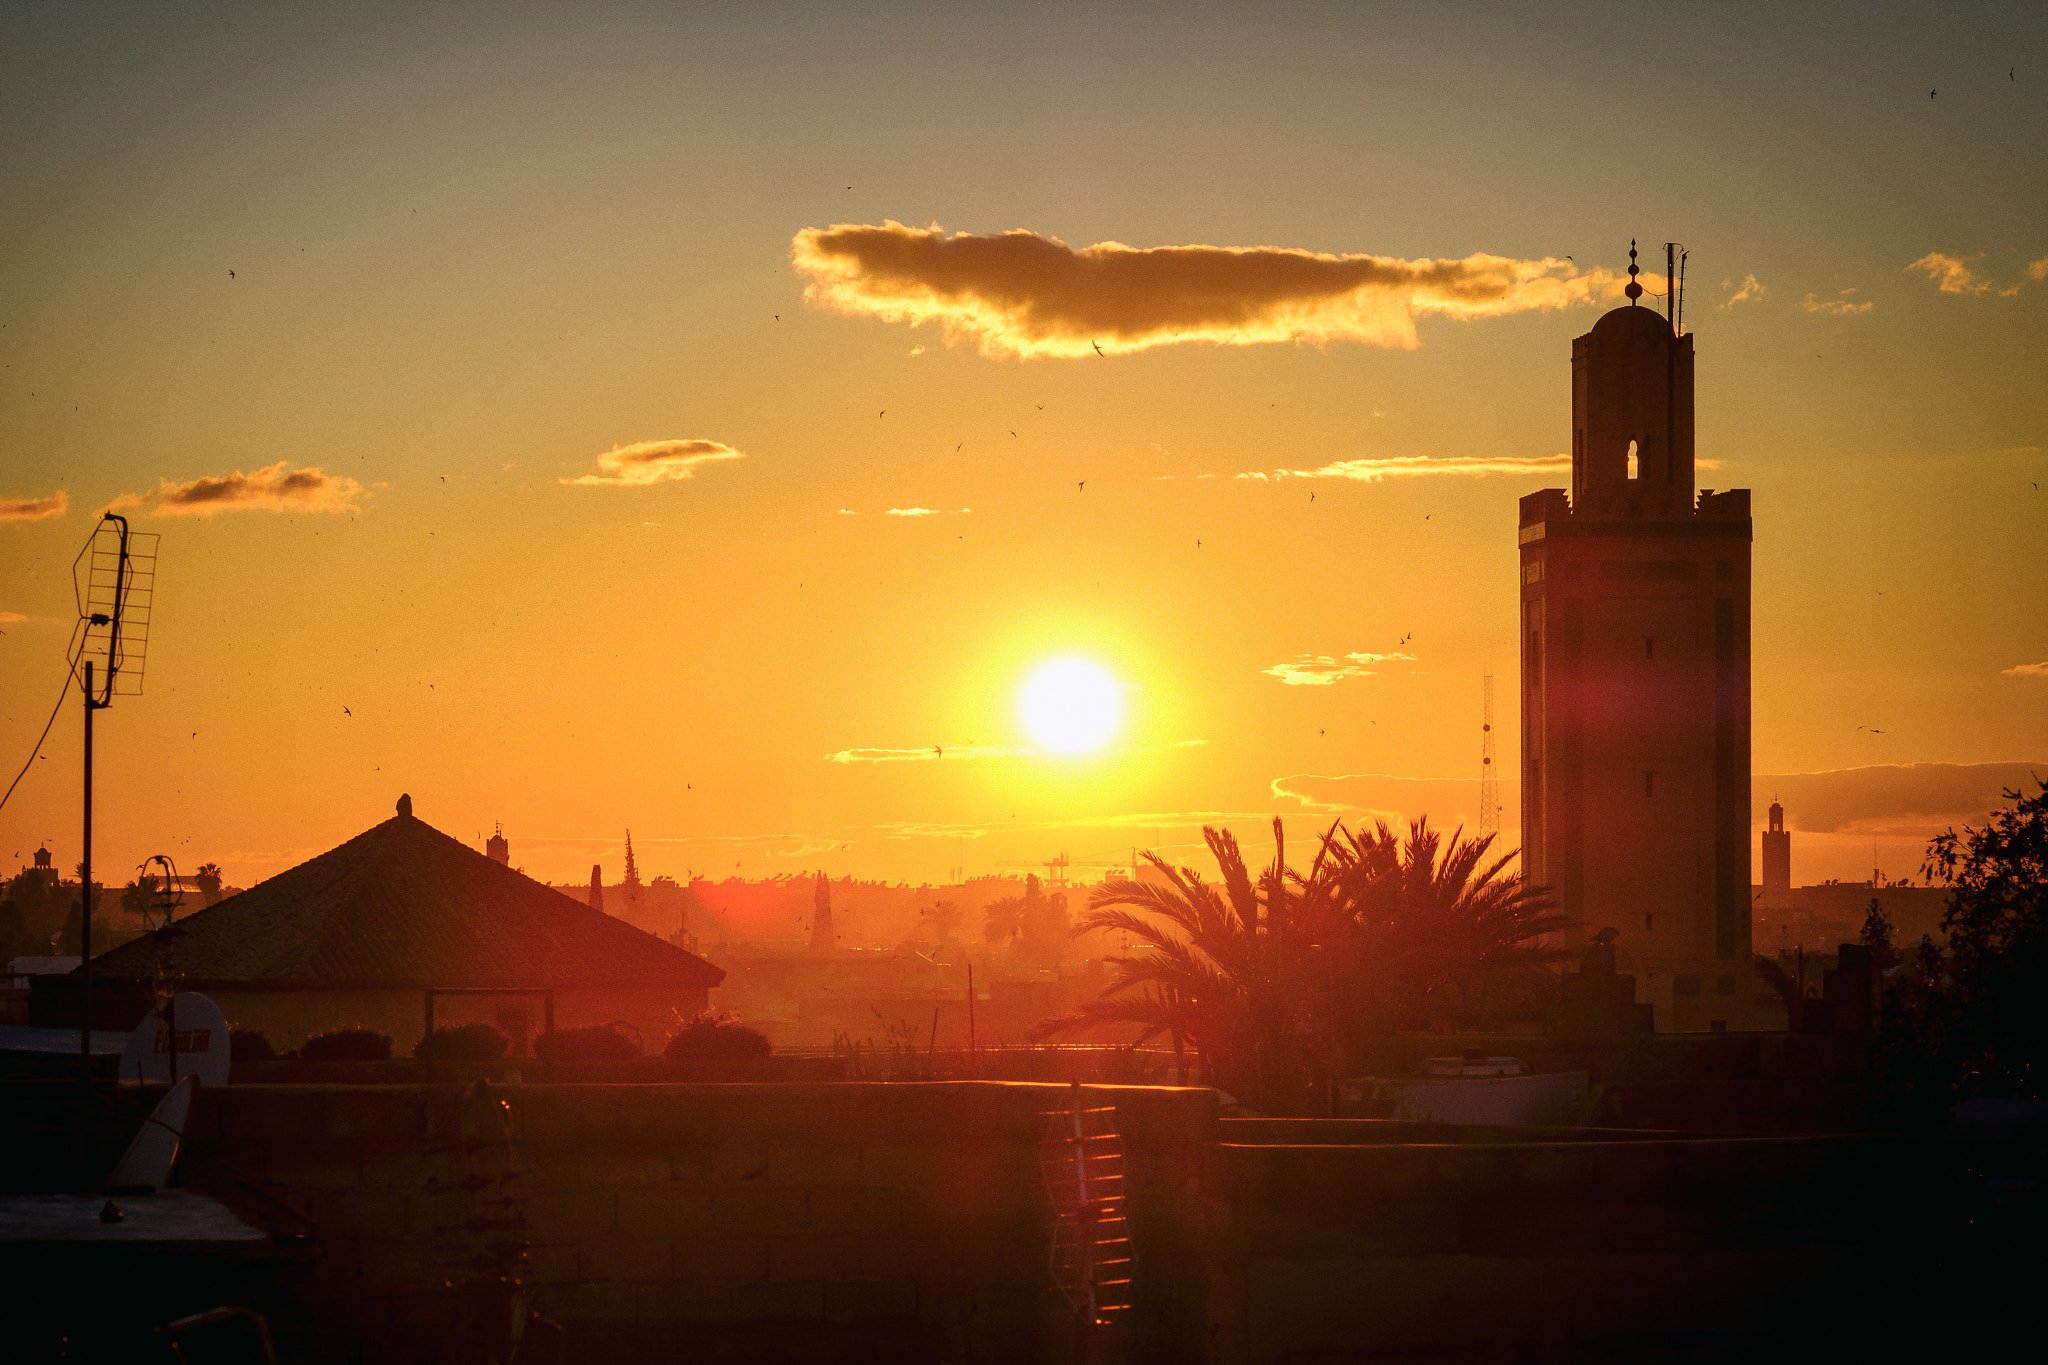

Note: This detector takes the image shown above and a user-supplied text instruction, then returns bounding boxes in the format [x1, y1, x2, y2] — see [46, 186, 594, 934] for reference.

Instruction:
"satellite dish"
[106, 1074, 197, 1192]
[119, 992, 230, 1088]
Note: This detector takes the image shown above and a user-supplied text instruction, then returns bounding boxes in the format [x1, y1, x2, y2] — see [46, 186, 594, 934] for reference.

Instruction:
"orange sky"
[2, 3, 2044, 895]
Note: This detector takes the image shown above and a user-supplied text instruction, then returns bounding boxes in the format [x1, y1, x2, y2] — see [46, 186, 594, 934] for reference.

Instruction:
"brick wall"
[187, 1081, 1217, 1363]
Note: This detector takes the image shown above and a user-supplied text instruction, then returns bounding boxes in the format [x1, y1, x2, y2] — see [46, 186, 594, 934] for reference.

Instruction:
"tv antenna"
[1042, 852, 1070, 888]
[1479, 672, 1499, 836]
[137, 854, 186, 932]
[67, 513, 160, 1081]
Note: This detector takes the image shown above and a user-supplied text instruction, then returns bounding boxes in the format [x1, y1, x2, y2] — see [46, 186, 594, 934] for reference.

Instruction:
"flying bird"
[1092, 341, 1104, 356]
[934, 745, 943, 758]
[342, 706, 351, 717]
[1309, 493, 1315, 502]
[1009, 431, 1017, 437]
[228, 270, 234, 279]
[879, 411, 885, 418]
[1930, 88, 1936, 98]
[1078, 481, 1085, 492]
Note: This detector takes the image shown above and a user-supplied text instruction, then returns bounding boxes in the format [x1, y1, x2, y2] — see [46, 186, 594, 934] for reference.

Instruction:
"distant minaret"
[809, 870, 834, 954]
[1519, 239, 1753, 1031]
[588, 865, 605, 913]
[486, 823, 510, 865]
[1761, 801, 1791, 899]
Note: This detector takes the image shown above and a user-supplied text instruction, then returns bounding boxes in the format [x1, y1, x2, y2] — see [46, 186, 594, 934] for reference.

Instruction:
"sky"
[2, 0, 2044, 897]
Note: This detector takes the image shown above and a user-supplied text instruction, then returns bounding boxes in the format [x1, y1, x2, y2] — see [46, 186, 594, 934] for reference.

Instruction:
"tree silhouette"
[193, 863, 223, 906]
[1035, 816, 1559, 1113]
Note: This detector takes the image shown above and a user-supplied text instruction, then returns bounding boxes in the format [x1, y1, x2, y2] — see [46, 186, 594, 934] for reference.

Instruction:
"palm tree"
[1032, 820, 1329, 1109]
[1312, 817, 1568, 1042]
[1035, 816, 1560, 1113]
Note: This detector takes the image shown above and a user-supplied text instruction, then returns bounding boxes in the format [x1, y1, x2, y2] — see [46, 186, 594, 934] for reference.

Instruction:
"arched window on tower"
[1626, 439, 1640, 481]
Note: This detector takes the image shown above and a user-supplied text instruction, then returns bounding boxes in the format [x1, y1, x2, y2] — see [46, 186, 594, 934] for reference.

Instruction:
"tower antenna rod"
[1665, 243, 1676, 332]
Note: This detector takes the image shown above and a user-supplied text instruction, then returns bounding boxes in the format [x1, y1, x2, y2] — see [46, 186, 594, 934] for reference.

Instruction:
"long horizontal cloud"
[1263, 651, 1415, 685]
[111, 463, 362, 517]
[829, 738, 1206, 764]
[2005, 662, 2048, 678]
[1, 491, 69, 521]
[792, 221, 1630, 358]
[1241, 455, 1572, 483]
[827, 745, 1031, 764]
[562, 439, 745, 487]
[1757, 762, 2044, 834]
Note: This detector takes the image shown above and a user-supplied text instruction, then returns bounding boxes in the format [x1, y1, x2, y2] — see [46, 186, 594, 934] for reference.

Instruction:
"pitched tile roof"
[92, 807, 724, 991]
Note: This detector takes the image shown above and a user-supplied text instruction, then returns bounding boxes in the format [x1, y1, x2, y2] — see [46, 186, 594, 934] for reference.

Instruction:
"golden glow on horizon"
[1020, 659, 1125, 756]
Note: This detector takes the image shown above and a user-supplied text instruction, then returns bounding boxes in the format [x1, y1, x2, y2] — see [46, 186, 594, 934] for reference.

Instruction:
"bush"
[533, 1022, 640, 1063]
[413, 1022, 510, 1062]
[664, 1010, 771, 1063]
[301, 1027, 394, 1062]
[228, 1028, 276, 1061]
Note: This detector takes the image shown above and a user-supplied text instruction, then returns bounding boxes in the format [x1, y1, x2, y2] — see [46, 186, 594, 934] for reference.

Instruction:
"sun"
[1019, 658, 1125, 755]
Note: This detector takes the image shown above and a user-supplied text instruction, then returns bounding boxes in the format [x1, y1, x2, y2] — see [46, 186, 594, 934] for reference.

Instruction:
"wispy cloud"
[1721, 274, 1766, 307]
[792, 221, 1634, 359]
[1757, 762, 2046, 834]
[1239, 455, 1572, 483]
[1801, 290, 1875, 316]
[562, 439, 745, 487]
[1, 491, 69, 521]
[1907, 253, 1989, 295]
[0, 611, 28, 623]
[2004, 661, 2048, 679]
[881, 506, 970, 517]
[1262, 651, 1415, 686]
[827, 745, 1031, 763]
[829, 738, 1206, 765]
[111, 463, 363, 517]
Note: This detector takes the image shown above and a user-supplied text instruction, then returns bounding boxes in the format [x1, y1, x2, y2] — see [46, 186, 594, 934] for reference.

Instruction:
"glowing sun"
[1020, 658, 1124, 755]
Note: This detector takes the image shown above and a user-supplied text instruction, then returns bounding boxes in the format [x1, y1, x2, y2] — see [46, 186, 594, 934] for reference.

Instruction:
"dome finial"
[1624, 239, 1642, 303]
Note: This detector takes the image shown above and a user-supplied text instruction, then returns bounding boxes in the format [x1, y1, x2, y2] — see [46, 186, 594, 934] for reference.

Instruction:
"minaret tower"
[1519, 241, 1754, 1031]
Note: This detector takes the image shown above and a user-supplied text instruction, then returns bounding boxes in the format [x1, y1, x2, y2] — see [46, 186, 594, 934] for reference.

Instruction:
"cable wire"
[0, 664, 75, 817]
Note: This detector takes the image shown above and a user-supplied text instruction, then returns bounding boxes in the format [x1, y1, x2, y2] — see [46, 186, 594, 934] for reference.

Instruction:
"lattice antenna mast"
[67, 513, 161, 1080]
[1479, 671, 1500, 836]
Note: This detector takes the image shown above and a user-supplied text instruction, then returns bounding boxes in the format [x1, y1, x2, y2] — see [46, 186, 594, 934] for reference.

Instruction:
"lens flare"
[1020, 659, 1124, 755]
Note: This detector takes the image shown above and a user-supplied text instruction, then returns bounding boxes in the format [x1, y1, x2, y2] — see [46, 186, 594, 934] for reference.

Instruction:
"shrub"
[413, 1022, 511, 1062]
[228, 1027, 276, 1061]
[533, 1022, 640, 1063]
[301, 1027, 394, 1062]
[664, 1010, 771, 1063]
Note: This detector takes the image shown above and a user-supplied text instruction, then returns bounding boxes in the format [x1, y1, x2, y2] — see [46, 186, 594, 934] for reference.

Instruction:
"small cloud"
[561, 438, 745, 487]
[111, 463, 363, 518]
[1722, 273, 1766, 307]
[837, 508, 859, 516]
[0, 610, 28, 623]
[882, 506, 970, 516]
[908, 345, 926, 356]
[1801, 290, 1875, 316]
[1240, 454, 1572, 483]
[1195, 473, 1216, 479]
[1262, 651, 1415, 685]
[0, 491, 68, 521]
[1907, 253, 1990, 295]
[2028, 257, 2048, 282]
[792, 220, 1637, 359]
[2003, 661, 2048, 678]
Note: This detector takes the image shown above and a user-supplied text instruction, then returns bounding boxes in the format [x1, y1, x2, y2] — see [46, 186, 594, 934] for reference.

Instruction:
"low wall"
[171, 1084, 1961, 1364]
[186, 1082, 1216, 1364]
[1204, 1133, 1942, 1363]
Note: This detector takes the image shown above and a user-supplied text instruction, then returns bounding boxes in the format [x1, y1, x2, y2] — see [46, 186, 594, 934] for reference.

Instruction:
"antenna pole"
[79, 660, 94, 1082]
[1665, 243, 1676, 332]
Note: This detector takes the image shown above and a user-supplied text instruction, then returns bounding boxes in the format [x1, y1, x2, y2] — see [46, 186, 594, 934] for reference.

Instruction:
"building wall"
[176, 1083, 1950, 1364]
